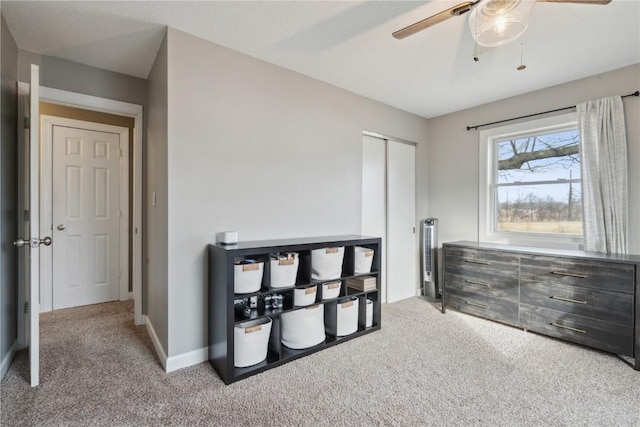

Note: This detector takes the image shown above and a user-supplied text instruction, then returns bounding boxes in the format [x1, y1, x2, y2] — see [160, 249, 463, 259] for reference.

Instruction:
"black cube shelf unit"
[208, 235, 382, 384]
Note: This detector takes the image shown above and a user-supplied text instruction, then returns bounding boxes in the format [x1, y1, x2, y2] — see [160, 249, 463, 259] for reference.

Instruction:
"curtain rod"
[466, 90, 640, 131]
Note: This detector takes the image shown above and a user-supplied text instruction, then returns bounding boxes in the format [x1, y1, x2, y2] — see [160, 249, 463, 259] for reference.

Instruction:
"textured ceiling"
[3, 1, 639, 118]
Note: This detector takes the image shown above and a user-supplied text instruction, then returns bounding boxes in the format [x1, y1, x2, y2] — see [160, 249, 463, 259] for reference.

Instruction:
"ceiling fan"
[393, 0, 612, 48]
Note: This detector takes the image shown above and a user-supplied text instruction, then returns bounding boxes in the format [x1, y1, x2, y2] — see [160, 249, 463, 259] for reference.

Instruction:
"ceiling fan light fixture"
[469, 0, 536, 48]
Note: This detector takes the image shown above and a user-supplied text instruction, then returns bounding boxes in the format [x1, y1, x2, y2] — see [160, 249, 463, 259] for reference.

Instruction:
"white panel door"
[361, 135, 387, 300]
[27, 65, 42, 386]
[386, 141, 416, 303]
[52, 125, 120, 309]
[16, 65, 43, 386]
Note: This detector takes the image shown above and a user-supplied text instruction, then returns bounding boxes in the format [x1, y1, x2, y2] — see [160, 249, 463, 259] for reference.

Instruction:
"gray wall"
[158, 27, 429, 357]
[145, 33, 169, 352]
[18, 51, 147, 107]
[0, 13, 19, 377]
[427, 64, 640, 254]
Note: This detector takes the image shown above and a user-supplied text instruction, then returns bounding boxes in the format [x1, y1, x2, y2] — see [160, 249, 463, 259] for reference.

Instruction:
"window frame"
[478, 112, 584, 250]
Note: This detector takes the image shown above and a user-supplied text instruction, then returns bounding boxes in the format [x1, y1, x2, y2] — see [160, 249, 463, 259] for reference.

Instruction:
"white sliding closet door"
[386, 141, 416, 303]
[362, 135, 387, 299]
[362, 134, 416, 304]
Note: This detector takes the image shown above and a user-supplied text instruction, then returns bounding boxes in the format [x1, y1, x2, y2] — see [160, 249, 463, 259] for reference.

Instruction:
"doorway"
[361, 132, 417, 303]
[40, 114, 130, 311]
[36, 87, 143, 325]
[15, 74, 144, 387]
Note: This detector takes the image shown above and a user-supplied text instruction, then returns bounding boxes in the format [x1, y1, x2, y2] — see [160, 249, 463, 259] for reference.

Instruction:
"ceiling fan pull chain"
[517, 39, 526, 70]
[473, 8, 480, 62]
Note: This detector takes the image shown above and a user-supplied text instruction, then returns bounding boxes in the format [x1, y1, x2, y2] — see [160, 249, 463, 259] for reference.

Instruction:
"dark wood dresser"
[443, 241, 640, 370]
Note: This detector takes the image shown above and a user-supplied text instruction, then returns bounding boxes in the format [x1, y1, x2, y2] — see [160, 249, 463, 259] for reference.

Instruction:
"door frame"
[362, 130, 418, 304]
[16, 82, 29, 349]
[16, 84, 144, 326]
[40, 116, 130, 311]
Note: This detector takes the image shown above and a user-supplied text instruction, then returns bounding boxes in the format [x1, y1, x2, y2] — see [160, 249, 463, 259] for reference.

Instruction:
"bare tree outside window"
[494, 128, 582, 235]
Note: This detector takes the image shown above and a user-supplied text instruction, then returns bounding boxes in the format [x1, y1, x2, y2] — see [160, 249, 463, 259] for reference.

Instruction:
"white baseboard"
[144, 315, 208, 373]
[166, 347, 208, 373]
[144, 315, 167, 371]
[1, 340, 19, 380]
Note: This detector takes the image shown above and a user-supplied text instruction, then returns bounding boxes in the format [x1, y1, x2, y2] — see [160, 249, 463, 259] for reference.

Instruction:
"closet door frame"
[362, 132, 417, 303]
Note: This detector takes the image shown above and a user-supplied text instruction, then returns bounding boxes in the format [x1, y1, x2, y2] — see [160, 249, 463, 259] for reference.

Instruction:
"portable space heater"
[421, 218, 439, 299]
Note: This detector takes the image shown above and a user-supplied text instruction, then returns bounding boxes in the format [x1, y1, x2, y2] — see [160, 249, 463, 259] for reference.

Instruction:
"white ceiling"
[3, 1, 639, 118]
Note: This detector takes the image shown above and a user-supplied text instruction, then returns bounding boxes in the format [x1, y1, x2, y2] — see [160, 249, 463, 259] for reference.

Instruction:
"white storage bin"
[321, 281, 342, 300]
[281, 304, 325, 349]
[294, 285, 317, 307]
[354, 246, 375, 274]
[270, 255, 299, 288]
[234, 261, 264, 294]
[234, 317, 272, 368]
[365, 299, 374, 327]
[311, 247, 344, 280]
[326, 297, 359, 337]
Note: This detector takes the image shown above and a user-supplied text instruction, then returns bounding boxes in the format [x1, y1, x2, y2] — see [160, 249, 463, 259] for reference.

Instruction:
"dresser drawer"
[445, 269, 518, 301]
[520, 304, 634, 356]
[520, 255, 634, 295]
[446, 247, 519, 273]
[445, 247, 519, 300]
[446, 288, 519, 326]
[520, 281, 633, 327]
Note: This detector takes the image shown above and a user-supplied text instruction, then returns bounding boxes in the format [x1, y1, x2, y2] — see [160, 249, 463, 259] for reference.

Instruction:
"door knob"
[14, 237, 52, 248]
[13, 238, 28, 248]
[38, 237, 52, 247]
[57, 224, 66, 231]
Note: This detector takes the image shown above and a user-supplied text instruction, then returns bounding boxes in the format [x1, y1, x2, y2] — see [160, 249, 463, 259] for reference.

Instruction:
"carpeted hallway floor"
[1, 297, 639, 426]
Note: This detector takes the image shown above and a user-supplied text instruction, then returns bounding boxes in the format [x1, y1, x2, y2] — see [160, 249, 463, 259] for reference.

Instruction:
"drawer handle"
[464, 259, 490, 265]
[465, 301, 489, 309]
[549, 295, 587, 305]
[551, 271, 588, 279]
[465, 279, 490, 287]
[550, 322, 587, 334]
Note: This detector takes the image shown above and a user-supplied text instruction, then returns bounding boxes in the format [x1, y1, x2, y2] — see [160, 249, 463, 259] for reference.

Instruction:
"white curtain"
[578, 96, 628, 254]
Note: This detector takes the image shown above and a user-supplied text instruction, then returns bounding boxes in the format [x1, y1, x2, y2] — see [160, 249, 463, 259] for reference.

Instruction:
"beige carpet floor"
[1, 297, 639, 426]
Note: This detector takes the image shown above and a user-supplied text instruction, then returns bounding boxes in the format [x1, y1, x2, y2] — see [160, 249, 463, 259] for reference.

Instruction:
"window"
[479, 113, 583, 249]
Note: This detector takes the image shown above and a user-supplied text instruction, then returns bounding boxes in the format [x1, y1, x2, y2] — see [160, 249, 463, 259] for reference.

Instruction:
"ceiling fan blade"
[537, 0, 611, 4]
[392, 1, 478, 40]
